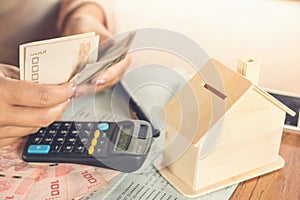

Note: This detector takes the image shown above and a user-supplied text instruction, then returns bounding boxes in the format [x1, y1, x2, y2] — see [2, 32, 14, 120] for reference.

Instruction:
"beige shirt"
[0, 0, 114, 66]
[57, 0, 115, 33]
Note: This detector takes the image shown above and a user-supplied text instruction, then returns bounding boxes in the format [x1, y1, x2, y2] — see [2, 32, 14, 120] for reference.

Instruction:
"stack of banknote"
[19, 32, 99, 84]
[0, 139, 120, 199]
[19, 31, 135, 86]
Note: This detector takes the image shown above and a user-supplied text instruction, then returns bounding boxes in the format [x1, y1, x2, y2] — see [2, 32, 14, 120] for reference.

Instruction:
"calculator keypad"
[22, 120, 153, 172]
[26, 121, 113, 158]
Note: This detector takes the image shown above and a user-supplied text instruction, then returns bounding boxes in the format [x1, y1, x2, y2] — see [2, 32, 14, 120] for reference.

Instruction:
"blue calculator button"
[28, 145, 50, 154]
[98, 123, 109, 131]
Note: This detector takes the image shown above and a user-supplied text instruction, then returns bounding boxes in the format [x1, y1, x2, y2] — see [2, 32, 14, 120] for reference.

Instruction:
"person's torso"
[0, 0, 60, 66]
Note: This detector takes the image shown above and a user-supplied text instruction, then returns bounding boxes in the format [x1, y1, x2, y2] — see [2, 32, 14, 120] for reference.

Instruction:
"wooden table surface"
[230, 131, 300, 200]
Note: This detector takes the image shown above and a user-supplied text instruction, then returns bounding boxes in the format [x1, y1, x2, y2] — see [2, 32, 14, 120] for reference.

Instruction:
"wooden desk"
[230, 131, 300, 200]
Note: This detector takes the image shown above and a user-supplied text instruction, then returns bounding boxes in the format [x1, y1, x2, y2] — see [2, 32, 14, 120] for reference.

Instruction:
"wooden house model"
[158, 59, 295, 197]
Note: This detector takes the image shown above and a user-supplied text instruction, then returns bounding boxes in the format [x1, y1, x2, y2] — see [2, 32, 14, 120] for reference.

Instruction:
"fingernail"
[67, 98, 72, 104]
[72, 86, 77, 96]
[95, 79, 105, 86]
[75, 90, 87, 98]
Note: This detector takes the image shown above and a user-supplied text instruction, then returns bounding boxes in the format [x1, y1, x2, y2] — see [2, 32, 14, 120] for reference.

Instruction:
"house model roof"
[162, 59, 295, 145]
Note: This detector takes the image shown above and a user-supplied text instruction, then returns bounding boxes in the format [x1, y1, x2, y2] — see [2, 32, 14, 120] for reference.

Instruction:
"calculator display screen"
[117, 127, 131, 150]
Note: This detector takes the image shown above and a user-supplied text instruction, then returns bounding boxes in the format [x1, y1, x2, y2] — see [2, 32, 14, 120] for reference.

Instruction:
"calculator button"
[54, 137, 65, 144]
[101, 132, 107, 138]
[46, 130, 57, 137]
[74, 145, 86, 154]
[88, 146, 94, 155]
[57, 130, 69, 137]
[94, 147, 106, 157]
[98, 123, 109, 131]
[94, 130, 100, 138]
[99, 140, 105, 145]
[49, 122, 61, 129]
[91, 138, 97, 146]
[28, 145, 50, 154]
[66, 137, 77, 145]
[82, 130, 92, 137]
[73, 122, 84, 130]
[62, 122, 72, 128]
[70, 130, 79, 136]
[62, 145, 73, 153]
[37, 128, 46, 136]
[79, 138, 89, 145]
[51, 144, 62, 153]
[32, 137, 42, 144]
[85, 122, 95, 129]
[42, 137, 53, 144]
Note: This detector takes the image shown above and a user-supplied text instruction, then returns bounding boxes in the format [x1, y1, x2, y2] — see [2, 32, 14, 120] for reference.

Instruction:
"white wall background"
[114, 0, 300, 94]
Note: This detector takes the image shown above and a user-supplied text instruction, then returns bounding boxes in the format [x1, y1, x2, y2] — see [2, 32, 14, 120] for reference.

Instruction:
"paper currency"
[0, 176, 31, 200]
[67, 167, 109, 199]
[0, 140, 120, 199]
[73, 31, 136, 85]
[19, 31, 136, 87]
[19, 32, 99, 84]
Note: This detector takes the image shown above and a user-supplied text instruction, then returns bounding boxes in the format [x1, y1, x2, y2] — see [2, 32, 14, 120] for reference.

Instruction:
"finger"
[0, 126, 39, 139]
[3, 100, 70, 127]
[0, 78, 73, 107]
[92, 55, 131, 86]
[0, 64, 20, 79]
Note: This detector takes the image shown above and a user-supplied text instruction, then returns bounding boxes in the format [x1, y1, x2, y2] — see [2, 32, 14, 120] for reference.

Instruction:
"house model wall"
[158, 59, 295, 197]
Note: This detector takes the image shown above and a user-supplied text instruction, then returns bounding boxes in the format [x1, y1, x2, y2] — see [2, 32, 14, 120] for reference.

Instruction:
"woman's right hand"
[0, 64, 74, 147]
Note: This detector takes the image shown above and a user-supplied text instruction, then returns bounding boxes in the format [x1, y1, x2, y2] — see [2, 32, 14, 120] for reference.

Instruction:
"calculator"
[22, 120, 153, 173]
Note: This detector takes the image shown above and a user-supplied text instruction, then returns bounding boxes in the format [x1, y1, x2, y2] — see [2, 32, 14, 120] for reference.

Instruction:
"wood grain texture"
[230, 132, 300, 200]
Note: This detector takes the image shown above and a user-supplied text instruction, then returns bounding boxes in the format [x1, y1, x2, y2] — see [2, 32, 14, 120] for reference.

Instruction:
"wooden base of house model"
[157, 59, 295, 198]
[159, 156, 284, 197]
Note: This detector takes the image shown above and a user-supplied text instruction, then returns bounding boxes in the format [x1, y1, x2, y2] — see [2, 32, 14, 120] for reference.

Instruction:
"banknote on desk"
[0, 139, 120, 200]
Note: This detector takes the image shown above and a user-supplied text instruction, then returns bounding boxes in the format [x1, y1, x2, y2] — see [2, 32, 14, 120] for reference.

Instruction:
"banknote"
[0, 176, 31, 200]
[19, 31, 136, 87]
[0, 139, 49, 180]
[24, 165, 69, 200]
[73, 31, 136, 85]
[67, 167, 109, 199]
[0, 140, 120, 199]
[19, 32, 99, 84]
[71, 31, 135, 99]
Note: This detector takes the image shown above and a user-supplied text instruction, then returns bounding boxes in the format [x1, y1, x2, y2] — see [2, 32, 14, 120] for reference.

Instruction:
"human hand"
[62, 3, 131, 92]
[0, 64, 73, 147]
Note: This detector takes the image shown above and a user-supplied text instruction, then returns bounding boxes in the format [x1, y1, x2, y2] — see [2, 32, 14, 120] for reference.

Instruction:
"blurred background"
[0, 0, 299, 94]
[114, 0, 300, 94]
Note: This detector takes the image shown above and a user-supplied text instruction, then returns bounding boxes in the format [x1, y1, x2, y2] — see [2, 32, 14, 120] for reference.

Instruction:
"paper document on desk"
[81, 167, 237, 200]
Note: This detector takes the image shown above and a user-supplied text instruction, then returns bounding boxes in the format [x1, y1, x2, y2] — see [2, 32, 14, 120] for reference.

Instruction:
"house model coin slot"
[201, 81, 227, 100]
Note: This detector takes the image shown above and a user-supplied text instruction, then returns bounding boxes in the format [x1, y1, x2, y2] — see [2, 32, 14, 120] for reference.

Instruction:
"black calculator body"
[22, 120, 153, 173]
